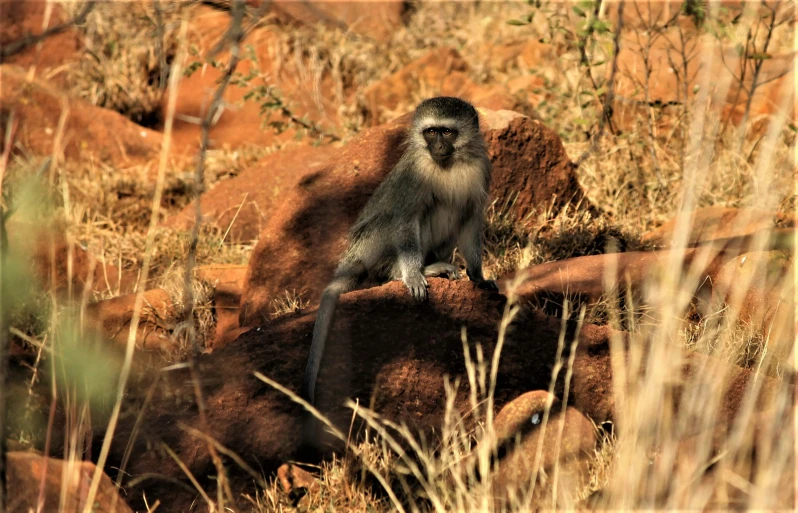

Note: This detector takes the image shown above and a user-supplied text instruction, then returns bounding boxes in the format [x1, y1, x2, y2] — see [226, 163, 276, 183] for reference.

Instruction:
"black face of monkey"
[422, 126, 458, 164]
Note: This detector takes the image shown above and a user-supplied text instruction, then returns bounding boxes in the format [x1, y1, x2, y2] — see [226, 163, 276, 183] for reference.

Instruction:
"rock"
[84, 288, 176, 353]
[194, 264, 249, 348]
[706, 251, 794, 364]
[270, 0, 407, 42]
[163, 144, 338, 242]
[277, 462, 320, 495]
[362, 47, 470, 125]
[0, 0, 82, 77]
[111, 279, 791, 510]
[484, 392, 598, 506]
[503, 246, 744, 311]
[240, 108, 586, 323]
[0, 65, 162, 167]
[642, 207, 793, 248]
[6, 451, 134, 513]
[166, 5, 341, 153]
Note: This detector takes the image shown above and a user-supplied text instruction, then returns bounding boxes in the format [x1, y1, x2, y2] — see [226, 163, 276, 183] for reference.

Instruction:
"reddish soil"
[0, 65, 163, 167]
[108, 279, 791, 511]
[239, 108, 587, 324]
[194, 264, 250, 347]
[269, 0, 407, 42]
[163, 144, 339, 242]
[0, 0, 82, 82]
[84, 289, 176, 354]
[7, 451, 132, 513]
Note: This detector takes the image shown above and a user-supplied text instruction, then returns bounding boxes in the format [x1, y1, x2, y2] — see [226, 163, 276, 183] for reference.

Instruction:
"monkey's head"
[411, 97, 481, 167]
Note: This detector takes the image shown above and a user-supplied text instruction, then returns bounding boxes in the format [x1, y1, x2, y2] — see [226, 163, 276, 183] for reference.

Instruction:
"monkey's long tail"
[301, 286, 341, 405]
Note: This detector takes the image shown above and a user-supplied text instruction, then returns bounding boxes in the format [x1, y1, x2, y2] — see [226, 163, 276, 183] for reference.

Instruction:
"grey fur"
[301, 97, 498, 443]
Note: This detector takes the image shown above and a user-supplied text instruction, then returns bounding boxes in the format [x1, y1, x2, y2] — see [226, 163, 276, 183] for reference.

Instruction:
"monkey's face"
[422, 126, 458, 165]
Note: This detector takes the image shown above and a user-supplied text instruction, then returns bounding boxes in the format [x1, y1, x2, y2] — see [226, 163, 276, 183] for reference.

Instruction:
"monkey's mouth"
[432, 153, 454, 167]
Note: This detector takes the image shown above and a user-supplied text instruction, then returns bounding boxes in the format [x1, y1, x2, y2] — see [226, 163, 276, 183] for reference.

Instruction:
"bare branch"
[575, 0, 624, 168]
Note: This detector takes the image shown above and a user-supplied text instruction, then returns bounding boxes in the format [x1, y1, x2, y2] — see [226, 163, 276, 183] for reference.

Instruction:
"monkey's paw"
[403, 273, 428, 301]
[476, 279, 499, 292]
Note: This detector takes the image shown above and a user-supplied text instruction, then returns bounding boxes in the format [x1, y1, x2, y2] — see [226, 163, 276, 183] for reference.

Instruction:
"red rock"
[84, 289, 175, 353]
[362, 48, 470, 125]
[111, 279, 791, 510]
[642, 207, 793, 248]
[163, 144, 338, 242]
[166, 5, 341, 153]
[6, 451, 134, 513]
[269, 0, 406, 42]
[486, 392, 597, 506]
[0, 65, 162, 167]
[239, 108, 586, 324]
[195, 264, 249, 347]
[504, 247, 742, 308]
[0, 0, 82, 78]
[277, 462, 320, 495]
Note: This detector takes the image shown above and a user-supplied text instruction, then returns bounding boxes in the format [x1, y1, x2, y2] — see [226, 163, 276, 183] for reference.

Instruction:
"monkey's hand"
[423, 262, 461, 280]
[475, 279, 499, 292]
[403, 272, 428, 301]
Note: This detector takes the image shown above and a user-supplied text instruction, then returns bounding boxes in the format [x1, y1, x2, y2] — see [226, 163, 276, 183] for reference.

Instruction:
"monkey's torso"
[341, 150, 490, 284]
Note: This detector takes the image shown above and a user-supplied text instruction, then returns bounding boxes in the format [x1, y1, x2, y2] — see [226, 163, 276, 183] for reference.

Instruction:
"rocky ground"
[1, 1, 795, 512]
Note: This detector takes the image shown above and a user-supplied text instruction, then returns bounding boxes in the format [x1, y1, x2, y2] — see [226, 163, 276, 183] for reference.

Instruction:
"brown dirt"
[109, 279, 791, 511]
[239, 108, 587, 325]
[0, 64, 162, 168]
[163, 144, 339, 242]
[7, 451, 133, 513]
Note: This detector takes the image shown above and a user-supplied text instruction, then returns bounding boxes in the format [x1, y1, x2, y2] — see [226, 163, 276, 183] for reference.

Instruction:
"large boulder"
[239, 108, 586, 325]
[7, 451, 134, 513]
[163, 144, 338, 242]
[109, 279, 791, 510]
[0, 65, 162, 167]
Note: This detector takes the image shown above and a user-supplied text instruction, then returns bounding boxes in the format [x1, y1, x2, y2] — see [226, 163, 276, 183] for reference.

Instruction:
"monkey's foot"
[423, 262, 461, 280]
[403, 272, 428, 301]
[476, 279, 499, 292]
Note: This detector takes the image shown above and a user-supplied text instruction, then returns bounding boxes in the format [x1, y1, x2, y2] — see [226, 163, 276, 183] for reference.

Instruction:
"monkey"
[301, 97, 499, 443]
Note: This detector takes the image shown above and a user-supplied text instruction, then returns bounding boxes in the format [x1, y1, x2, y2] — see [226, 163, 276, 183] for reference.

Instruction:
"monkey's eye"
[441, 128, 454, 137]
[423, 128, 436, 136]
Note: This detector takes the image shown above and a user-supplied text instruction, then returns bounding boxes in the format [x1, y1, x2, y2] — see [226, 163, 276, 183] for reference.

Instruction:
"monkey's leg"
[394, 225, 428, 300]
[457, 214, 499, 292]
[423, 262, 461, 280]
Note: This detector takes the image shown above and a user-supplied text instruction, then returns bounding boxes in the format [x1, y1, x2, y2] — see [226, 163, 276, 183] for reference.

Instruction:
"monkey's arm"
[393, 222, 428, 300]
[457, 214, 499, 291]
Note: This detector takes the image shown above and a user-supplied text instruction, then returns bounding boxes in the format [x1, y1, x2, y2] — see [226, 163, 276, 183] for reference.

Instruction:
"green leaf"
[507, 19, 529, 26]
[748, 52, 772, 60]
[573, 118, 591, 125]
[572, 5, 586, 17]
